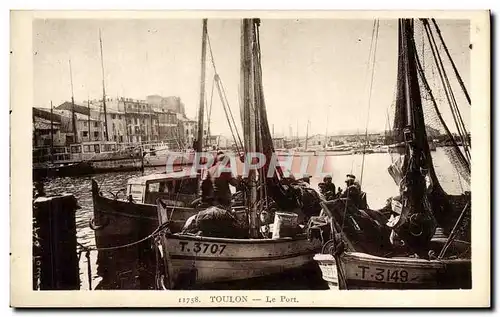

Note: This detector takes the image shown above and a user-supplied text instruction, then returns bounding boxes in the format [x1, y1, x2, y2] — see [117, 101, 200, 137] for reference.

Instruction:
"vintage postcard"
[10, 10, 490, 307]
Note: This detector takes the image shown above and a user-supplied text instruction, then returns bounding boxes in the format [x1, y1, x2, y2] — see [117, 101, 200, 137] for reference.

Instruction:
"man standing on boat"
[209, 152, 239, 208]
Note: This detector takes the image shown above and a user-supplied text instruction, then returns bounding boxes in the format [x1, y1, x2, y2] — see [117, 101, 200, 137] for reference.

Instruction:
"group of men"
[318, 173, 367, 209]
[199, 150, 367, 210]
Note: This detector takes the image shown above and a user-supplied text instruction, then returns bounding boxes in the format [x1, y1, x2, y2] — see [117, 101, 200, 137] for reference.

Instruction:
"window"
[82, 131, 88, 137]
[148, 182, 160, 193]
[70, 146, 81, 153]
[94, 131, 99, 137]
[112, 114, 116, 119]
[128, 184, 144, 202]
[83, 145, 91, 153]
[94, 122, 99, 127]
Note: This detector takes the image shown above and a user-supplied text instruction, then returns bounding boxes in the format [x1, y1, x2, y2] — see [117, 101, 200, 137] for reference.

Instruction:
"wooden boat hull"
[91, 187, 198, 249]
[160, 233, 322, 288]
[33, 161, 94, 180]
[89, 158, 143, 172]
[313, 254, 341, 289]
[314, 239, 471, 290]
[34, 158, 143, 180]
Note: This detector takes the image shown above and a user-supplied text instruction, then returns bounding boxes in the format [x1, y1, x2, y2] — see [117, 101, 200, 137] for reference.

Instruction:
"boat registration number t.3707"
[178, 241, 227, 255]
[356, 265, 415, 283]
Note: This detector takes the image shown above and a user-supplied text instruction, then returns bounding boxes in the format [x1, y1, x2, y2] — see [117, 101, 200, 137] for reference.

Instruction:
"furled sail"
[388, 19, 470, 245]
[239, 19, 306, 211]
[387, 19, 438, 250]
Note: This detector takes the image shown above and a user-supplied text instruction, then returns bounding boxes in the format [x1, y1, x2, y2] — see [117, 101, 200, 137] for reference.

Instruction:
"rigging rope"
[422, 21, 471, 163]
[206, 32, 245, 154]
[426, 24, 470, 149]
[414, 32, 471, 178]
[430, 19, 471, 105]
[359, 19, 380, 186]
[214, 77, 243, 155]
[205, 74, 215, 146]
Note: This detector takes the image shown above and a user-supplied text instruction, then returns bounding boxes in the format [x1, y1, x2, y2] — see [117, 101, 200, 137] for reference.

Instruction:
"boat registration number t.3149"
[356, 265, 414, 283]
[178, 241, 227, 255]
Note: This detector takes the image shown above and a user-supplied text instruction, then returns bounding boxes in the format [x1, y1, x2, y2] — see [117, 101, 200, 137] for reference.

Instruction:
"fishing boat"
[91, 18, 225, 248]
[154, 19, 323, 290]
[91, 172, 200, 249]
[313, 18, 471, 290]
[33, 140, 154, 180]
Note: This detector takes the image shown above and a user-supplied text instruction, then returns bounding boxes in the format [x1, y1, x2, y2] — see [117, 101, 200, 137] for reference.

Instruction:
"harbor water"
[40, 149, 469, 290]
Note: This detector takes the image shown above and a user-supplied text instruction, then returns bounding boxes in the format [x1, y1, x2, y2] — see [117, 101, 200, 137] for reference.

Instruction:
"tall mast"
[137, 100, 142, 143]
[50, 100, 54, 163]
[324, 105, 330, 148]
[156, 107, 160, 142]
[123, 98, 129, 143]
[241, 19, 259, 238]
[295, 119, 298, 147]
[305, 119, 310, 150]
[99, 29, 109, 141]
[87, 98, 91, 141]
[150, 105, 154, 142]
[196, 19, 208, 153]
[69, 59, 78, 143]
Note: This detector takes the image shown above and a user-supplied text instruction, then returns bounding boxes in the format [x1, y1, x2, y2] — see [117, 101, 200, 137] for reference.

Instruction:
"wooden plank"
[156, 199, 175, 289]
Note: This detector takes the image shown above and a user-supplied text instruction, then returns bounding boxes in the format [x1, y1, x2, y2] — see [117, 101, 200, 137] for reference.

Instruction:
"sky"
[33, 18, 470, 138]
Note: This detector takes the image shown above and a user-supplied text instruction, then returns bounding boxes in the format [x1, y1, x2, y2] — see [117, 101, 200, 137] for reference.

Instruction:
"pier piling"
[33, 194, 80, 290]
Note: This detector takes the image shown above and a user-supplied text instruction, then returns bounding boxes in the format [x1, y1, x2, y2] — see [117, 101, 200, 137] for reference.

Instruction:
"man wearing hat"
[208, 151, 239, 208]
[297, 173, 312, 187]
[318, 174, 336, 200]
[340, 174, 362, 207]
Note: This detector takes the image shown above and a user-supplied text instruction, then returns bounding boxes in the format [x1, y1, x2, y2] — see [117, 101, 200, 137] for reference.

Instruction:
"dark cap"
[346, 174, 356, 179]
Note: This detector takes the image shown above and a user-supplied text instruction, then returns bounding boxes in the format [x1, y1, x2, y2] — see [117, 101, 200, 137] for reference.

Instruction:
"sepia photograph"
[10, 10, 490, 307]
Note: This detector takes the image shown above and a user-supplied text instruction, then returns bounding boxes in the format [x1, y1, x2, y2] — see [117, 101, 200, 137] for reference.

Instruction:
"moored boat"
[154, 19, 324, 289]
[314, 236, 471, 290]
[159, 232, 321, 288]
[91, 172, 200, 248]
[313, 18, 471, 290]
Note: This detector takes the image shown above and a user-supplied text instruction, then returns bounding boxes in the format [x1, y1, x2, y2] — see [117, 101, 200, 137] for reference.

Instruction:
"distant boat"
[32, 140, 144, 180]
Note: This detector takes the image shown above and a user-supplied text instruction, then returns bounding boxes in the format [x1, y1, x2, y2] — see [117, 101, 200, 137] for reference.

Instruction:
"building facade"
[35, 95, 197, 150]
